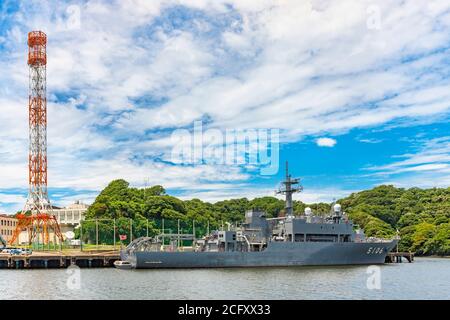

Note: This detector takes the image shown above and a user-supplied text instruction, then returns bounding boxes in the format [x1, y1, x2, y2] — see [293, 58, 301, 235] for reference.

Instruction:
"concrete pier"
[385, 252, 415, 263]
[0, 251, 120, 269]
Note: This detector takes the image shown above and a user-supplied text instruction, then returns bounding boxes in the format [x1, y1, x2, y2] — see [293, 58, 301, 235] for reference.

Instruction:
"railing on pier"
[385, 252, 415, 263]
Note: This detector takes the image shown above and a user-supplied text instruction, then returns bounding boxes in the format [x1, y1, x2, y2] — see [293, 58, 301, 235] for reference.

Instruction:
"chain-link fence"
[16, 218, 228, 252]
[72, 218, 225, 251]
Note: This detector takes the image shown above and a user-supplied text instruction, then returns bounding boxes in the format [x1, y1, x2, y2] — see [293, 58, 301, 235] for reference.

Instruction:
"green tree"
[424, 223, 450, 256]
[82, 180, 450, 255]
[411, 222, 436, 254]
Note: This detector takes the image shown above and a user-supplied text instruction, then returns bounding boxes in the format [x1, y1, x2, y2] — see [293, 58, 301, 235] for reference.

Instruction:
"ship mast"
[276, 161, 303, 216]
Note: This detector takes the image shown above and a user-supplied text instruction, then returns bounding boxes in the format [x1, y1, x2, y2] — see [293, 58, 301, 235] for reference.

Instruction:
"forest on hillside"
[83, 179, 450, 256]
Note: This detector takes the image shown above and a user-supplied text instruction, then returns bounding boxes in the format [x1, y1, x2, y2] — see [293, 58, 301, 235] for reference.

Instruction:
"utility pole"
[193, 220, 196, 246]
[96, 219, 99, 250]
[162, 218, 165, 246]
[80, 221, 83, 251]
[129, 218, 133, 242]
[177, 219, 180, 249]
[113, 218, 116, 250]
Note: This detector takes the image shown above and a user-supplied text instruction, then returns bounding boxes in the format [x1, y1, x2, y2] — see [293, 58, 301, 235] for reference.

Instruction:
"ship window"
[306, 234, 338, 242]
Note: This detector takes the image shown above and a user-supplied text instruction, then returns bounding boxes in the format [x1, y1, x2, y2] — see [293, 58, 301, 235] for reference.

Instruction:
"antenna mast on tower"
[10, 31, 63, 246]
[276, 161, 303, 216]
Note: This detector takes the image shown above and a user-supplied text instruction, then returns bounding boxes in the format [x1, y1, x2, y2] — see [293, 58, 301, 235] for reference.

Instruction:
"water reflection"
[0, 258, 448, 300]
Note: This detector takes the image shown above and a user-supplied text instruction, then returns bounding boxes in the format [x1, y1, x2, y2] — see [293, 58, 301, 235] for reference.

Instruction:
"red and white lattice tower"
[10, 31, 63, 245]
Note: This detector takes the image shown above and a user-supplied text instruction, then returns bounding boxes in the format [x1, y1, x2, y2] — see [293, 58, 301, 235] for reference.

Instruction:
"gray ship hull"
[122, 240, 398, 269]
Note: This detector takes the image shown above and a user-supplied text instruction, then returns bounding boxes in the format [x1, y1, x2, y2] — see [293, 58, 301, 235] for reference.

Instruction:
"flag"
[119, 234, 127, 241]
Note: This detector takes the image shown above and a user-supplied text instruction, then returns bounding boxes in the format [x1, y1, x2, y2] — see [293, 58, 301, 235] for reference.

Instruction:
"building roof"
[0, 213, 17, 219]
[52, 201, 90, 210]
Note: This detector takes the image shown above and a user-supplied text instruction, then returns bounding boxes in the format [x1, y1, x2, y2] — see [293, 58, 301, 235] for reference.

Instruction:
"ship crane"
[276, 161, 303, 217]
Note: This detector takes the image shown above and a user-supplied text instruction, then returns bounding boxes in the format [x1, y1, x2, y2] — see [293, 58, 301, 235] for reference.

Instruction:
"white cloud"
[365, 136, 450, 188]
[359, 138, 382, 144]
[0, 193, 27, 213]
[315, 137, 337, 147]
[178, 184, 355, 205]
[0, 0, 449, 210]
[293, 187, 356, 205]
[0, 193, 26, 204]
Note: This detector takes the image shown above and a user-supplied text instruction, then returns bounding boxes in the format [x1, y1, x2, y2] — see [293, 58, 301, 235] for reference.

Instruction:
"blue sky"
[0, 0, 449, 213]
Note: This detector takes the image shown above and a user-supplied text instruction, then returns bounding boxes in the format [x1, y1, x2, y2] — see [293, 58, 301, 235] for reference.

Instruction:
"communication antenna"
[10, 31, 63, 245]
[276, 161, 303, 216]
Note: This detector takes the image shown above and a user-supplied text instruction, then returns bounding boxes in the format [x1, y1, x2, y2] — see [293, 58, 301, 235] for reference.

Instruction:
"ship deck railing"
[156, 233, 195, 240]
[363, 238, 397, 243]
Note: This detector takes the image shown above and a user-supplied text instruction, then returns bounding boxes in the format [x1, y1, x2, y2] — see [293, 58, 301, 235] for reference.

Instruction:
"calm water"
[1, 258, 449, 300]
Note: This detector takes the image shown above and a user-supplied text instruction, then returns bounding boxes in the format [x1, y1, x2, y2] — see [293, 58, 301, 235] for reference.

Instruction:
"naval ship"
[120, 163, 398, 268]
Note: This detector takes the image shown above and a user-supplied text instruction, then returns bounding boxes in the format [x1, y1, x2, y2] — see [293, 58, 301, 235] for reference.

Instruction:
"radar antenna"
[276, 161, 303, 216]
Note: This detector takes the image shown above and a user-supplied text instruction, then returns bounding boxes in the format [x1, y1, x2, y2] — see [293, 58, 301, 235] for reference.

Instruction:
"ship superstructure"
[121, 163, 398, 268]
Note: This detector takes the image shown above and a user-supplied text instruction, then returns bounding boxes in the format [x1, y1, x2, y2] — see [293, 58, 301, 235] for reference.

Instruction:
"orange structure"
[10, 31, 63, 246]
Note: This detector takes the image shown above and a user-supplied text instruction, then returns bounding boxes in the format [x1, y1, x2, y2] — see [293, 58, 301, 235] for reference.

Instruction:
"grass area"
[80, 244, 120, 250]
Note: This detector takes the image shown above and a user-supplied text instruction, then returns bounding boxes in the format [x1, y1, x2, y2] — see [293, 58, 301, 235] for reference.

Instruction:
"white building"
[11, 202, 90, 245]
[51, 201, 89, 227]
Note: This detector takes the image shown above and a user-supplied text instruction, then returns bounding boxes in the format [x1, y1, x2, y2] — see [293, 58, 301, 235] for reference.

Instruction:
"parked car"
[10, 249, 23, 255]
[22, 248, 33, 255]
[1, 248, 32, 255]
